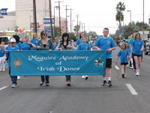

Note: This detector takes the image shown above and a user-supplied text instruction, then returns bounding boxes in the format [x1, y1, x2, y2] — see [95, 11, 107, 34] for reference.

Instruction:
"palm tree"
[116, 2, 126, 28]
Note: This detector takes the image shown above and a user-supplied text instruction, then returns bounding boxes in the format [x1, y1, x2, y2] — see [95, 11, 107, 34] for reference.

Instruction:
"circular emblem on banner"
[13, 58, 23, 68]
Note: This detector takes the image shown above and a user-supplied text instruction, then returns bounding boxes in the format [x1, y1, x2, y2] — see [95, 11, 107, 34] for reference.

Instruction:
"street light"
[143, 0, 145, 30]
[49, 0, 53, 38]
[127, 10, 132, 24]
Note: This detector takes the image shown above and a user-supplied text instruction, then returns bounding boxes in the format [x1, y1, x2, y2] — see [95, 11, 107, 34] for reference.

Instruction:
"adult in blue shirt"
[93, 28, 116, 87]
[131, 33, 144, 76]
[5, 38, 20, 88]
[18, 36, 33, 51]
[30, 34, 40, 50]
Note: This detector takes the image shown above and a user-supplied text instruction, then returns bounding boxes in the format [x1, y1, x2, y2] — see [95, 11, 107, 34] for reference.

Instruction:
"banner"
[10, 50, 106, 76]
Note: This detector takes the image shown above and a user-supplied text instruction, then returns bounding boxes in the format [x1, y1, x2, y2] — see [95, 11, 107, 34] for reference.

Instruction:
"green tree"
[87, 31, 98, 40]
[74, 25, 80, 37]
[116, 2, 126, 28]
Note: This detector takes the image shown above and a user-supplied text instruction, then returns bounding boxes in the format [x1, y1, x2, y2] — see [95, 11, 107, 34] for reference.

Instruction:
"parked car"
[144, 40, 150, 56]
[0, 36, 11, 44]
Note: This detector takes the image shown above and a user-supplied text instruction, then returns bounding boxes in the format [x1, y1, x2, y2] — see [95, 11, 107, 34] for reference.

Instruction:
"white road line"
[126, 83, 138, 96]
[0, 86, 8, 91]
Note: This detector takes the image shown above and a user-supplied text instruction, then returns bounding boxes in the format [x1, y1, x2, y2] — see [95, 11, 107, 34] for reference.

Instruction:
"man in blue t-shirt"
[93, 28, 116, 87]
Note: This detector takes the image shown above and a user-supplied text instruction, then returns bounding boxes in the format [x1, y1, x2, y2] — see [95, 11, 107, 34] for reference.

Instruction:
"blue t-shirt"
[30, 38, 40, 46]
[30, 39, 40, 50]
[6, 46, 20, 66]
[95, 37, 116, 59]
[0, 49, 5, 57]
[118, 49, 130, 63]
[76, 39, 82, 46]
[18, 42, 31, 50]
[77, 42, 91, 50]
[132, 40, 144, 55]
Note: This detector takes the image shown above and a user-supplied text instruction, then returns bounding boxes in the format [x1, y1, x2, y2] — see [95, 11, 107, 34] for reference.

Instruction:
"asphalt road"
[0, 54, 150, 113]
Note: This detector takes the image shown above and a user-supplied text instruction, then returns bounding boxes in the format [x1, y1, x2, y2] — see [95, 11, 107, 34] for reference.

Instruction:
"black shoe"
[67, 83, 71, 87]
[108, 81, 112, 87]
[45, 83, 49, 86]
[122, 74, 125, 78]
[66, 81, 71, 87]
[102, 80, 107, 86]
[40, 82, 44, 86]
[85, 76, 88, 80]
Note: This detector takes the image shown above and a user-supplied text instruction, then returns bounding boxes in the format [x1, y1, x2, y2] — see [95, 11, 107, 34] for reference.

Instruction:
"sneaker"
[11, 84, 17, 88]
[136, 72, 140, 76]
[85, 75, 88, 80]
[102, 80, 107, 86]
[122, 74, 125, 78]
[82, 76, 85, 79]
[108, 81, 112, 87]
[66, 81, 71, 87]
[40, 82, 44, 86]
[17, 76, 21, 80]
[45, 83, 49, 86]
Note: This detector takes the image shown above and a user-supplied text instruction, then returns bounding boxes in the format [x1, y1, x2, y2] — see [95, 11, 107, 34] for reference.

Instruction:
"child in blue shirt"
[0, 44, 6, 71]
[5, 38, 20, 88]
[77, 34, 91, 80]
[115, 42, 130, 78]
[93, 28, 116, 87]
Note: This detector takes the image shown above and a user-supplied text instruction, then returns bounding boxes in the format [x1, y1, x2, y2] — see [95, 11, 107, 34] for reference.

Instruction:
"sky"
[0, 0, 150, 35]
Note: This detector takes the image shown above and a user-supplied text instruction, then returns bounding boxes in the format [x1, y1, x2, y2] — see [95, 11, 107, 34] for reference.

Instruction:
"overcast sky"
[0, 0, 150, 34]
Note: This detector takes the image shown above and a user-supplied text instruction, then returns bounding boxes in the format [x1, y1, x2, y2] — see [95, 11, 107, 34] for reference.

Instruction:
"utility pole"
[49, 0, 53, 38]
[55, 1, 63, 36]
[143, 0, 145, 30]
[54, 6, 56, 37]
[65, 5, 70, 33]
[69, 8, 72, 32]
[127, 10, 132, 24]
[76, 14, 79, 37]
[33, 0, 37, 34]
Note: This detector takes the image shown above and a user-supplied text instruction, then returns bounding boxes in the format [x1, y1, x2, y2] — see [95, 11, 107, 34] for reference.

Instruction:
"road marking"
[0, 86, 8, 91]
[126, 83, 138, 95]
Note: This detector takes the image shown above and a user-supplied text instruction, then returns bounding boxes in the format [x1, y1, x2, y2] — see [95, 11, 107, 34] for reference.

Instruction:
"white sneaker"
[11, 84, 17, 88]
[17, 76, 21, 79]
[82, 75, 85, 79]
[136, 72, 140, 76]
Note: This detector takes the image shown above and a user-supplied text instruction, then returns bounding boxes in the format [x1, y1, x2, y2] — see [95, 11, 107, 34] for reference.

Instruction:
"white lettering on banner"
[59, 56, 89, 61]
[37, 67, 55, 71]
[28, 55, 56, 62]
[59, 66, 80, 72]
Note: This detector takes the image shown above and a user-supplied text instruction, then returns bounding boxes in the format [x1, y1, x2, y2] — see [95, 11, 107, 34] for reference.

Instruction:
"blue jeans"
[9, 68, 17, 84]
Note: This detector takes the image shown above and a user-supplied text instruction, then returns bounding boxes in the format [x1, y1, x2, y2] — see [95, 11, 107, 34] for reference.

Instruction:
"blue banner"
[10, 50, 106, 76]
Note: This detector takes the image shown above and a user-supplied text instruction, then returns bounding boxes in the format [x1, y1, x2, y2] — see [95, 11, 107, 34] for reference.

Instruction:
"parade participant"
[18, 36, 33, 51]
[58, 33, 74, 86]
[93, 28, 116, 87]
[5, 38, 20, 88]
[0, 44, 6, 72]
[131, 33, 144, 76]
[115, 42, 130, 78]
[30, 34, 40, 50]
[39, 31, 52, 86]
[77, 34, 91, 80]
